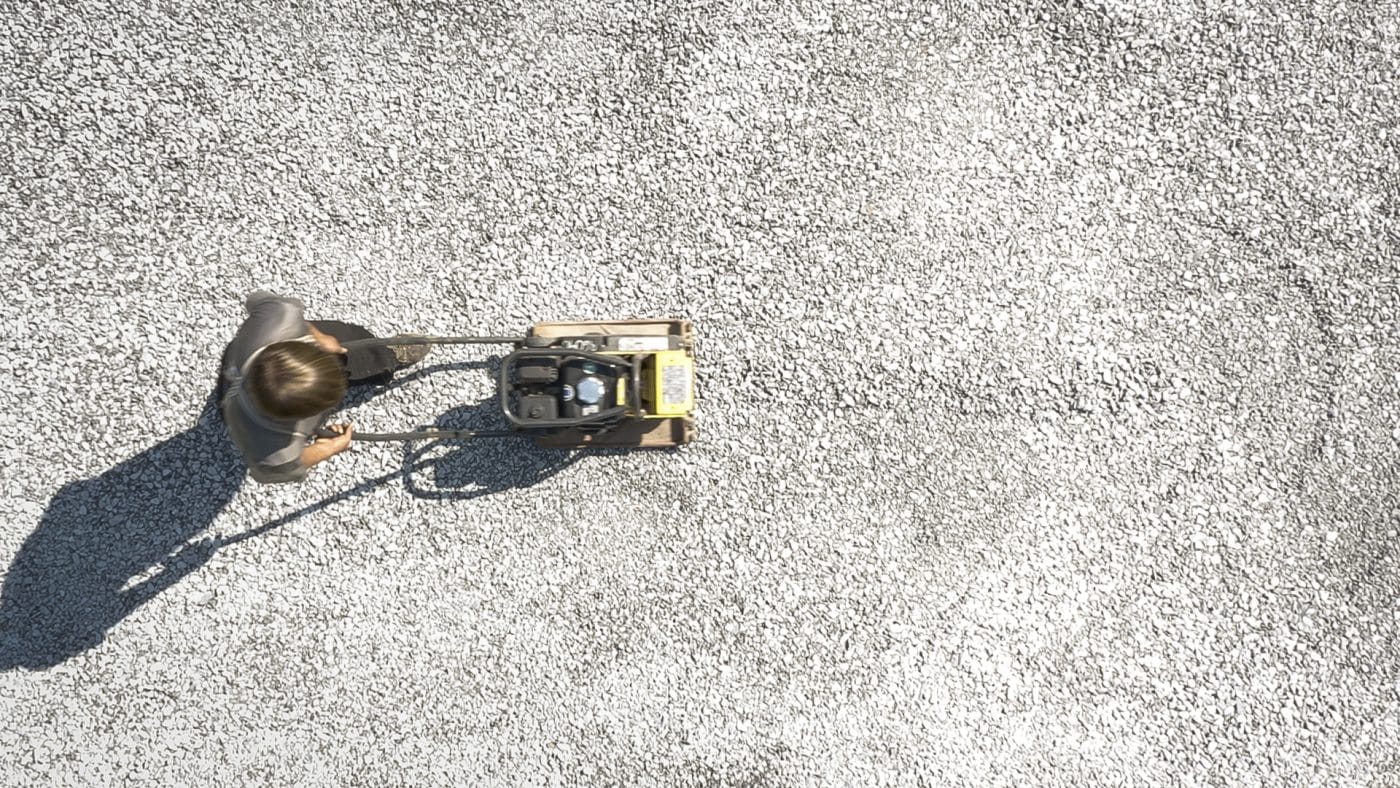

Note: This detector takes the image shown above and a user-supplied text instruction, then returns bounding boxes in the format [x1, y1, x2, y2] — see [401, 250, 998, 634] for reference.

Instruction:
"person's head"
[245, 342, 347, 419]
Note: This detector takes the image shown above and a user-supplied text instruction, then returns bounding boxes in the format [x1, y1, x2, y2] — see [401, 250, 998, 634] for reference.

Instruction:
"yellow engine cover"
[647, 350, 695, 418]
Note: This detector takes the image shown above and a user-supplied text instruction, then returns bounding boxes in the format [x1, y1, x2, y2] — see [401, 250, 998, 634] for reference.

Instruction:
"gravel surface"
[2, 1, 1399, 784]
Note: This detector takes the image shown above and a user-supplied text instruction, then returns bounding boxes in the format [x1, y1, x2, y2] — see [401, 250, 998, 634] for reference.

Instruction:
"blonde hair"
[246, 341, 347, 419]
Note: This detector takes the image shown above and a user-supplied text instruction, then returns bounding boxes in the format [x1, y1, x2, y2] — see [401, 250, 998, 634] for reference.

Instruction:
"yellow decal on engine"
[648, 350, 694, 417]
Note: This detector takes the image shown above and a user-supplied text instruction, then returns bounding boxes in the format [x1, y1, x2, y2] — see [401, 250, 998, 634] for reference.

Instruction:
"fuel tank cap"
[576, 375, 605, 405]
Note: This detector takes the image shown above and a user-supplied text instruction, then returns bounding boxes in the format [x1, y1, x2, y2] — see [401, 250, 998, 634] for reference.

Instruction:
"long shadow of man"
[0, 360, 580, 671]
[0, 391, 241, 671]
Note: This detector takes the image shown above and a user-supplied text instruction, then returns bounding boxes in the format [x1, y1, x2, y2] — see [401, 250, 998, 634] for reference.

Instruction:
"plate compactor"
[325, 319, 697, 449]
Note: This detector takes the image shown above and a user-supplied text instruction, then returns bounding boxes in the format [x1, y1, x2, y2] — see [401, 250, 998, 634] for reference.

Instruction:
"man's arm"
[299, 423, 353, 468]
[306, 323, 347, 355]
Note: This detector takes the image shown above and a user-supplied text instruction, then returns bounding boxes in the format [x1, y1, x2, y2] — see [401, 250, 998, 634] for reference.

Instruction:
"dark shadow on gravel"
[218, 396, 581, 545]
[400, 399, 582, 501]
[0, 359, 579, 671]
[0, 392, 242, 671]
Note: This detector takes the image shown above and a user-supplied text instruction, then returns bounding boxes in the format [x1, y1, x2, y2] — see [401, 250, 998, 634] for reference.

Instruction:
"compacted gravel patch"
[2, 1, 1398, 784]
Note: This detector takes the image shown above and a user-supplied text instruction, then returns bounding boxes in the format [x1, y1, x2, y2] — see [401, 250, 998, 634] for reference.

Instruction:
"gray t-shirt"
[221, 291, 326, 484]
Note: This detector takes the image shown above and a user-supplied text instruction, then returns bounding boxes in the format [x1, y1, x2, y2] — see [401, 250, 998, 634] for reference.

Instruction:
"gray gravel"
[3, 1, 1399, 784]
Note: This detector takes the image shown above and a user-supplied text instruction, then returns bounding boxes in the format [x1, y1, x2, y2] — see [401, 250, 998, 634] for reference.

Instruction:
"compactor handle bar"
[340, 336, 525, 349]
[316, 334, 527, 442]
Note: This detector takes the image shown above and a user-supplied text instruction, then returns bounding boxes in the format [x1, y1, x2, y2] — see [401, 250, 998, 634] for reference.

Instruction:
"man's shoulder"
[244, 290, 306, 312]
[226, 293, 309, 371]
